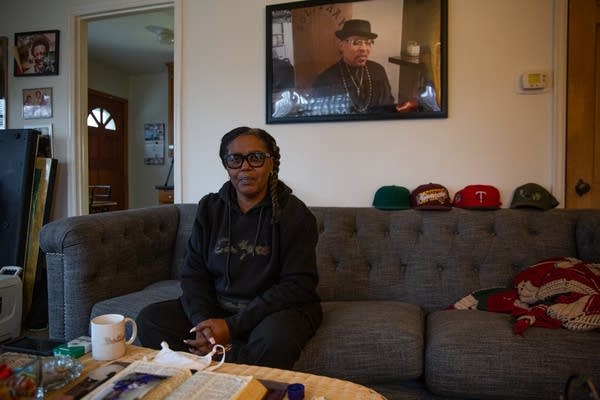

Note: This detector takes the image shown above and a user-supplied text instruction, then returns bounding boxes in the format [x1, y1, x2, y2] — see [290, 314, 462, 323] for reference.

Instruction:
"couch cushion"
[294, 301, 424, 385]
[426, 309, 600, 399]
[91, 280, 182, 344]
[576, 212, 600, 262]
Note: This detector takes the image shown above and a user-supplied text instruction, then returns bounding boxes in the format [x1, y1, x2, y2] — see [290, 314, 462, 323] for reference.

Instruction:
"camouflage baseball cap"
[510, 183, 559, 210]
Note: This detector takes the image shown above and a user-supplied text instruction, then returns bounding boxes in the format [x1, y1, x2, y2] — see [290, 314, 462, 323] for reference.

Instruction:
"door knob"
[575, 179, 591, 196]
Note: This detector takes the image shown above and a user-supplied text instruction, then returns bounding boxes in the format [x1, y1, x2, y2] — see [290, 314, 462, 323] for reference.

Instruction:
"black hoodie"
[180, 180, 321, 339]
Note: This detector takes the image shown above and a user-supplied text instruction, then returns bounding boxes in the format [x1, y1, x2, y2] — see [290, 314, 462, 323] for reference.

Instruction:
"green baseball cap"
[373, 185, 410, 210]
[510, 183, 559, 210]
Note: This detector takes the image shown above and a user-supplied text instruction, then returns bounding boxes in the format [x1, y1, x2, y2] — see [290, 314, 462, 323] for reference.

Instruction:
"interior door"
[566, 0, 599, 207]
[87, 89, 128, 212]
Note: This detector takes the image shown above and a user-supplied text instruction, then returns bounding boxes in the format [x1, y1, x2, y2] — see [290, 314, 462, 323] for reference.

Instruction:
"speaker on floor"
[0, 129, 40, 267]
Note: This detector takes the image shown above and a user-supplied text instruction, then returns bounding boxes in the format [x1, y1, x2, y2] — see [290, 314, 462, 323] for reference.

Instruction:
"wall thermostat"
[517, 71, 551, 93]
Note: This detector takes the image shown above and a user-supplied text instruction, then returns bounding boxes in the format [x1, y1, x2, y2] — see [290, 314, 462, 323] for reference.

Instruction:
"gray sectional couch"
[39, 205, 600, 399]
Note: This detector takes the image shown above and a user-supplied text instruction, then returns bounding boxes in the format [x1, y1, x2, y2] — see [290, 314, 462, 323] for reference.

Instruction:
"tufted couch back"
[41, 204, 600, 340]
[173, 205, 600, 312]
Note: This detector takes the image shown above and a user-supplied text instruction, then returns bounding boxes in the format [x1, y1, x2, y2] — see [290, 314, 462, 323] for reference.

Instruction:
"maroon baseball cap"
[410, 183, 452, 210]
[453, 185, 502, 209]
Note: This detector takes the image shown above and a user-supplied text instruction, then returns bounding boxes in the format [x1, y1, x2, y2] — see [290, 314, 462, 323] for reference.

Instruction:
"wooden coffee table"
[47, 345, 386, 400]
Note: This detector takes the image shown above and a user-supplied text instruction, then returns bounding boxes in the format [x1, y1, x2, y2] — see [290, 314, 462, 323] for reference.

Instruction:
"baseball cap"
[410, 183, 452, 210]
[510, 183, 559, 210]
[453, 184, 502, 210]
[372, 185, 410, 210]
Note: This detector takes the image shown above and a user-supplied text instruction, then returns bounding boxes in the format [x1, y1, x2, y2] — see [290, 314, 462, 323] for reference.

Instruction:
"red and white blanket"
[447, 257, 600, 334]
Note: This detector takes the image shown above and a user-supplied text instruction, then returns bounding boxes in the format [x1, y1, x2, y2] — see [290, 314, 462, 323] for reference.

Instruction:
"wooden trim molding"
[166, 62, 173, 158]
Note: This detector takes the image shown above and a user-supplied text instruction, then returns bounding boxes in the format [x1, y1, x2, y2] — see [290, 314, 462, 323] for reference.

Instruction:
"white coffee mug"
[90, 313, 137, 361]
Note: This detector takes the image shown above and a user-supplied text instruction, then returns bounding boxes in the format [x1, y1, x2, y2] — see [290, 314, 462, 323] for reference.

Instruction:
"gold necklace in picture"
[339, 61, 373, 113]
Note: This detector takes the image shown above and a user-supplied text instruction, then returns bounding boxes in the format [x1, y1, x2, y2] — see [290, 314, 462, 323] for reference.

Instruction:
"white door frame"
[552, 0, 568, 206]
[68, 0, 181, 215]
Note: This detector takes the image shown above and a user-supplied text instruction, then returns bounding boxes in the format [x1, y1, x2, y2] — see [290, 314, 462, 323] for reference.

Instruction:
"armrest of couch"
[39, 206, 180, 340]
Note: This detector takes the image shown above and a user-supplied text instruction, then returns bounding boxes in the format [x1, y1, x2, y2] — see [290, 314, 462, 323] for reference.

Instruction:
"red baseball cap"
[453, 185, 502, 209]
[410, 183, 452, 210]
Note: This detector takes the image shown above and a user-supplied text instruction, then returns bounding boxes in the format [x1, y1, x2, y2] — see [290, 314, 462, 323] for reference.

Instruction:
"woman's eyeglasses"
[223, 152, 272, 169]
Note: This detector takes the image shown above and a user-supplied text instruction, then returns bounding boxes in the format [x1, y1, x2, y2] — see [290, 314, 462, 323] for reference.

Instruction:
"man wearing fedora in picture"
[311, 19, 395, 114]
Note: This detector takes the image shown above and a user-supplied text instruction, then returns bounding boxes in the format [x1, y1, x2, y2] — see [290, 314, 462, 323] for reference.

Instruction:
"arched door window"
[87, 107, 116, 130]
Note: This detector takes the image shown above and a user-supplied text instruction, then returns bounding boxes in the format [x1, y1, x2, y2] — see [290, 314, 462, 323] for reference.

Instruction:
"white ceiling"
[88, 8, 174, 75]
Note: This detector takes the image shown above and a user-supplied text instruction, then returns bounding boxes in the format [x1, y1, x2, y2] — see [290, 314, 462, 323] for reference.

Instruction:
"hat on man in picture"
[510, 182, 559, 210]
[335, 19, 378, 40]
[453, 184, 502, 210]
[372, 185, 410, 210]
[410, 183, 452, 210]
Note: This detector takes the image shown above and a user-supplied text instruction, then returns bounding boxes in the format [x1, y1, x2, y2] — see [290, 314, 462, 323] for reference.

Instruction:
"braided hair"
[219, 127, 282, 223]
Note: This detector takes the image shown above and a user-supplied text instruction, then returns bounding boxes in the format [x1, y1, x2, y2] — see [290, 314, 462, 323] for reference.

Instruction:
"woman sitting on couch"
[137, 126, 322, 369]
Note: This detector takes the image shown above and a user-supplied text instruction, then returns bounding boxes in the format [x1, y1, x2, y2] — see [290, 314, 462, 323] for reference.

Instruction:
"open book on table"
[80, 360, 268, 400]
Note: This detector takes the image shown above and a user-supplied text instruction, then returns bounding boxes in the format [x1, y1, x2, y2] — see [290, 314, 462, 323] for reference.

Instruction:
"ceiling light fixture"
[145, 25, 174, 45]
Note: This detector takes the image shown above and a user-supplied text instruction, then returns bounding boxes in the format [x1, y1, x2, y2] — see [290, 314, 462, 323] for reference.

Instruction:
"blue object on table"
[287, 383, 305, 400]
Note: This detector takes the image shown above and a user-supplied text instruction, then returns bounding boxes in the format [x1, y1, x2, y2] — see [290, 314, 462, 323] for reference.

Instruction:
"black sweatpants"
[136, 299, 322, 370]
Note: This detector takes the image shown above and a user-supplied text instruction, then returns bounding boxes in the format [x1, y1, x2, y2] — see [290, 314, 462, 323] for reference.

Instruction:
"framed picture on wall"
[22, 87, 52, 119]
[144, 123, 165, 165]
[266, 0, 447, 124]
[0, 36, 7, 129]
[14, 30, 59, 76]
[24, 123, 53, 157]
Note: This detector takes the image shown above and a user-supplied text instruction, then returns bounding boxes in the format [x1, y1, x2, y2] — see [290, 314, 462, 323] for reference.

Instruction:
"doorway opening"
[71, 2, 176, 215]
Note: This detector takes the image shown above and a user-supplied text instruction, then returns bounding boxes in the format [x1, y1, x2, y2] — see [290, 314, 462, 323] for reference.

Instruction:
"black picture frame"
[266, 0, 447, 124]
[0, 36, 7, 98]
[14, 30, 59, 77]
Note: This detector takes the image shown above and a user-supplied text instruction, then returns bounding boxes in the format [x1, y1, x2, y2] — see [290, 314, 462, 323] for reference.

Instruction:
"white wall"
[179, 0, 558, 209]
[1, 1, 71, 219]
[88, 59, 130, 99]
[128, 73, 171, 209]
[0, 0, 562, 219]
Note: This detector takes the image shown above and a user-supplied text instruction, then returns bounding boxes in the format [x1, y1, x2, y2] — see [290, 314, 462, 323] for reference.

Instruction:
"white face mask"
[152, 341, 226, 371]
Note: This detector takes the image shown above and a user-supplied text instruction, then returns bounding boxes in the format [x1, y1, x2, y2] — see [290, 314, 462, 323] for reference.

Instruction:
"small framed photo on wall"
[144, 123, 165, 165]
[14, 30, 59, 76]
[23, 87, 52, 119]
[24, 123, 53, 157]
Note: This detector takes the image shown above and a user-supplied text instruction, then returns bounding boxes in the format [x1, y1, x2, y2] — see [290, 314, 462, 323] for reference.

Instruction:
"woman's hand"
[184, 318, 231, 355]
[183, 328, 212, 355]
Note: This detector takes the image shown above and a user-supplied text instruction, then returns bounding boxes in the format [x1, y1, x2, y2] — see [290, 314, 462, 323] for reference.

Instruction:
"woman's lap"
[136, 300, 322, 368]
